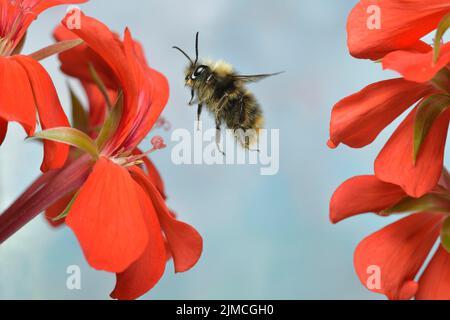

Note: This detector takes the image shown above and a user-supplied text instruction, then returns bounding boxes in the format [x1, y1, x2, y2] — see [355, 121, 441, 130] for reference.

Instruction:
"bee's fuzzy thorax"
[204, 59, 234, 76]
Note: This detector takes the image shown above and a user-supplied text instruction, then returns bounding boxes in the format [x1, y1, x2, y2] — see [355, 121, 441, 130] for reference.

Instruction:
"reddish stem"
[0, 156, 92, 244]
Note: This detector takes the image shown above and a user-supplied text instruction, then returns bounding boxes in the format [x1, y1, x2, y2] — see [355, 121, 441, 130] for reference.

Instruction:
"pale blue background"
[0, 0, 412, 299]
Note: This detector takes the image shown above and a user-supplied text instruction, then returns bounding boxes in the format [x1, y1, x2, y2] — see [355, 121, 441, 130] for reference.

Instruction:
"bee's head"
[173, 32, 209, 88]
[184, 64, 210, 87]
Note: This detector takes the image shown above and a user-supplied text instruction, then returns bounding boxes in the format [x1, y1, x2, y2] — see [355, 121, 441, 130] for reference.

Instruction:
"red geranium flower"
[347, 0, 450, 60]
[331, 3, 450, 198]
[0, 10, 202, 300]
[328, 68, 450, 197]
[0, 0, 87, 171]
[330, 174, 450, 300]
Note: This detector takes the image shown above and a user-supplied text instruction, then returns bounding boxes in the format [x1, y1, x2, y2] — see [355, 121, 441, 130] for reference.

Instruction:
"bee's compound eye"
[194, 66, 206, 77]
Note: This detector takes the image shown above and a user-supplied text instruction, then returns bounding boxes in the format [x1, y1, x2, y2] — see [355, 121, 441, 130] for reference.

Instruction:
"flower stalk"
[0, 156, 92, 244]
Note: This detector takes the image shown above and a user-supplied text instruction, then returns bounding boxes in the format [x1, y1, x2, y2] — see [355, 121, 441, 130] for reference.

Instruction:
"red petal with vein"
[329, 79, 432, 148]
[134, 150, 166, 199]
[5, 0, 88, 49]
[330, 175, 406, 224]
[142, 155, 166, 199]
[0, 118, 7, 145]
[26, 0, 88, 15]
[354, 213, 443, 300]
[383, 43, 450, 83]
[0, 57, 36, 136]
[61, 12, 130, 91]
[347, 0, 450, 60]
[45, 191, 76, 228]
[60, 13, 140, 153]
[131, 167, 203, 273]
[107, 28, 148, 151]
[66, 157, 149, 273]
[375, 107, 450, 198]
[416, 246, 450, 300]
[14, 55, 70, 171]
[111, 183, 166, 300]
[53, 24, 119, 90]
[81, 81, 116, 130]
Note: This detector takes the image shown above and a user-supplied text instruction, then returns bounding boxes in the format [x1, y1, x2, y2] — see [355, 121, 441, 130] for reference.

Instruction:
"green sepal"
[51, 193, 78, 222]
[31, 127, 99, 160]
[414, 94, 450, 163]
[441, 216, 450, 253]
[89, 63, 112, 109]
[29, 39, 84, 61]
[69, 86, 89, 133]
[434, 13, 450, 63]
[381, 192, 450, 216]
[96, 91, 123, 150]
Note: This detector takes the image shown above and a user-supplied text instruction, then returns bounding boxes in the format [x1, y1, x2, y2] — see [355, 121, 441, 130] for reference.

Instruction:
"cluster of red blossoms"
[330, 0, 450, 300]
[0, 1, 202, 299]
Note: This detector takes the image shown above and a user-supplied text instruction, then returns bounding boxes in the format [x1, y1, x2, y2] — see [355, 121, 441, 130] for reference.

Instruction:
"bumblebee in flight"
[173, 32, 282, 154]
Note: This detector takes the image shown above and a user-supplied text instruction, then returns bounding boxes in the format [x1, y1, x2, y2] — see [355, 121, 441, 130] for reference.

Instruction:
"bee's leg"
[238, 96, 246, 124]
[188, 89, 195, 105]
[217, 93, 229, 112]
[215, 118, 226, 156]
[197, 103, 203, 131]
[233, 127, 245, 148]
[238, 97, 260, 153]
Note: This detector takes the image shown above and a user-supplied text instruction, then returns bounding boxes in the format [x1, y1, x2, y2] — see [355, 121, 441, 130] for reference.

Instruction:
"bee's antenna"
[172, 46, 193, 65]
[194, 32, 199, 65]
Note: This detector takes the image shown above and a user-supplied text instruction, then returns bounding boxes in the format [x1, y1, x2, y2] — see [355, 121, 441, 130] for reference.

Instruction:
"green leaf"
[382, 192, 450, 216]
[414, 94, 450, 162]
[441, 216, 450, 253]
[52, 193, 78, 222]
[96, 91, 123, 150]
[31, 127, 99, 160]
[89, 63, 112, 109]
[29, 39, 84, 61]
[434, 13, 450, 63]
[69, 86, 89, 133]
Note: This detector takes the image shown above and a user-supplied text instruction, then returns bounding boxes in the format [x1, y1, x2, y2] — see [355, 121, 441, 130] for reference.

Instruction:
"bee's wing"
[234, 72, 284, 84]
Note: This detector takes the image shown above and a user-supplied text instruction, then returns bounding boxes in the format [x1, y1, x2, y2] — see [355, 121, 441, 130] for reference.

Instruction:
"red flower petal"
[375, 107, 450, 198]
[383, 43, 450, 83]
[61, 12, 130, 91]
[347, 0, 450, 60]
[28, 0, 88, 15]
[354, 213, 443, 300]
[0, 57, 36, 136]
[329, 79, 432, 148]
[416, 245, 450, 300]
[130, 167, 203, 273]
[53, 24, 119, 90]
[134, 149, 166, 199]
[330, 175, 406, 224]
[14, 55, 70, 171]
[9, 0, 88, 49]
[81, 81, 116, 130]
[0, 118, 7, 145]
[66, 157, 149, 273]
[111, 183, 166, 300]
